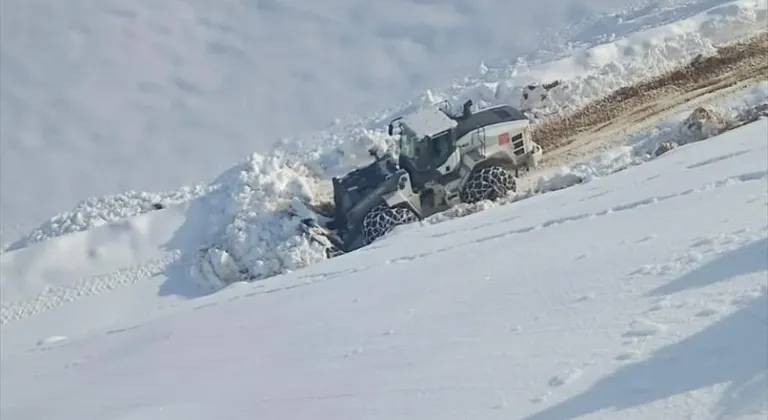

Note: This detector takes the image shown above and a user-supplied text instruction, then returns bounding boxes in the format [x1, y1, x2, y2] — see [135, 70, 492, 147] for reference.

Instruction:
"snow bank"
[278, 0, 766, 168]
[5, 186, 212, 252]
[188, 153, 330, 286]
[402, 0, 766, 123]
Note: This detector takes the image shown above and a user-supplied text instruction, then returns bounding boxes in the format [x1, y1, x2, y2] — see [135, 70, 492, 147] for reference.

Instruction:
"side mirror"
[387, 117, 403, 136]
[462, 99, 473, 118]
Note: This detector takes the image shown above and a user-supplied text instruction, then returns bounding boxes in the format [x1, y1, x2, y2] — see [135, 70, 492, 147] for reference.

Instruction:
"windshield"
[398, 125, 426, 159]
[431, 131, 452, 156]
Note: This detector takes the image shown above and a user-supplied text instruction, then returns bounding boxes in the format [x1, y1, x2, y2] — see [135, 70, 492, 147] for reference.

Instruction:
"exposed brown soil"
[530, 32, 768, 153]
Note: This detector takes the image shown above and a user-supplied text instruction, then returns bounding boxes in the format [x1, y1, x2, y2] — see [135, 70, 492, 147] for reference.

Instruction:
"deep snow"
[2, 0, 768, 418]
[2, 0, 766, 244]
[2, 118, 766, 420]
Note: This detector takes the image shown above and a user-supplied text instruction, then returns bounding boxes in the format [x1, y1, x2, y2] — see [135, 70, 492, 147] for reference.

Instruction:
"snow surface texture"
[2, 0, 766, 245]
[6, 0, 766, 264]
[2, 119, 767, 420]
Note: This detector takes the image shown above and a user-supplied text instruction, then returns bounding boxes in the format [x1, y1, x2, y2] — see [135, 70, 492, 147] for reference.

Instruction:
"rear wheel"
[362, 204, 418, 244]
[460, 166, 517, 204]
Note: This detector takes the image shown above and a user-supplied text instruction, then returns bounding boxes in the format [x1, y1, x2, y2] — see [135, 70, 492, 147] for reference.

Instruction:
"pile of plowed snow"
[5, 0, 766, 287]
[404, 0, 765, 123]
[192, 153, 328, 285]
[4, 186, 213, 252]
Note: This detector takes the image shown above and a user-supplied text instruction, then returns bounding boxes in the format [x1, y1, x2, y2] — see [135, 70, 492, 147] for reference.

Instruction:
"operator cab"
[398, 125, 454, 167]
[388, 105, 459, 187]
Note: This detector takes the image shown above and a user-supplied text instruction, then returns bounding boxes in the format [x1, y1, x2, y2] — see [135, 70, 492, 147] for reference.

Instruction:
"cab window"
[399, 127, 426, 159]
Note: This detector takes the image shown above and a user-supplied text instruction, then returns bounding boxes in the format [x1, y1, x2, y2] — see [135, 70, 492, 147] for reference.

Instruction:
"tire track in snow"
[0, 253, 180, 324]
[426, 170, 768, 243]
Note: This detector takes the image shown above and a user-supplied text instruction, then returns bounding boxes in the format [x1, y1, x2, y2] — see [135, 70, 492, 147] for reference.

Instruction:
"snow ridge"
[5, 186, 212, 252]
[381, 0, 766, 126]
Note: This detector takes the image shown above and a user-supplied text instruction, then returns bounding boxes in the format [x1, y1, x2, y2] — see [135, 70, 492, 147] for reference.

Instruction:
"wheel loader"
[298, 99, 543, 257]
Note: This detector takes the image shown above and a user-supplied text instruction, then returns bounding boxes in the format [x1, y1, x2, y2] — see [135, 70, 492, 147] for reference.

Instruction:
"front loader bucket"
[298, 219, 345, 258]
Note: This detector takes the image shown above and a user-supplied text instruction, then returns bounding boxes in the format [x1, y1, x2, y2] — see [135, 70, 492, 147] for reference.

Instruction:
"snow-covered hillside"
[2, 0, 766, 243]
[2, 117, 767, 420]
[2, 0, 767, 418]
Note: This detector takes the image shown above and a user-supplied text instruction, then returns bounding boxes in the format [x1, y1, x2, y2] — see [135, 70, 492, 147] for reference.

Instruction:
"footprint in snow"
[531, 390, 552, 404]
[646, 297, 673, 312]
[106, 325, 140, 335]
[37, 335, 68, 346]
[193, 302, 217, 311]
[731, 291, 766, 306]
[622, 319, 667, 338]
[615, 350, 640, 361]
[695, 306, 721, 317]
[690, 236, 716, 248]
[548, 368, 583, 388]
[342, 347, 365, 358]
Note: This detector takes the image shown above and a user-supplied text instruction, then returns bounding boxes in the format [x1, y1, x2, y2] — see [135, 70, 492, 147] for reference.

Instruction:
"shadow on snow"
[524, 238, 768, 420]
[649, 237, 768, 297]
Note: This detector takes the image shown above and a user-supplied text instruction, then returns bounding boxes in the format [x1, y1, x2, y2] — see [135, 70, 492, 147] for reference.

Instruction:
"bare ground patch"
[531, 32, 768, 155]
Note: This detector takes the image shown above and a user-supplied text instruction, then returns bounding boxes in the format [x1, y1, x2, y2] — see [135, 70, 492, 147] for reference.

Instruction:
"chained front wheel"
[361, 204, 418, 244]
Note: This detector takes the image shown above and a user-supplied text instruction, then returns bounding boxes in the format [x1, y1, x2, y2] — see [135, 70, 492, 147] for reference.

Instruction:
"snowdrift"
[2, 0, 768, 417]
